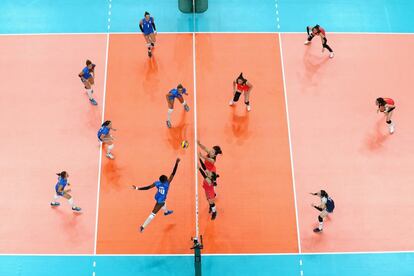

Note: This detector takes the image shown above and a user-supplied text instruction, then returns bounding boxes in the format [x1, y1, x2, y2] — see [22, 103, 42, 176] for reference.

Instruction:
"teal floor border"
[1, 0, 414, 34]
[1, 253, 413, 276]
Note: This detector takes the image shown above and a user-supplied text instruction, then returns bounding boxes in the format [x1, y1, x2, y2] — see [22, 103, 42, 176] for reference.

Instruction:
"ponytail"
[57, 171, 68, 178]
[102, 120, 111, 127]
[237, 72, 247, 84]
[376, 97, 386, 106]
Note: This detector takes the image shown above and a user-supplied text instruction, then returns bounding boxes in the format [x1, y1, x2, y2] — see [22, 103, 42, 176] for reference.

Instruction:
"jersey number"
[158, 187, 165, 195]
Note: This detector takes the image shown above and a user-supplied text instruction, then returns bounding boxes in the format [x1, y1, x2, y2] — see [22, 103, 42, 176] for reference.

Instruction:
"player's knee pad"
[168, 108, 174, 114]
[318, 216, 323, 222]
[233, 92, 241, 102]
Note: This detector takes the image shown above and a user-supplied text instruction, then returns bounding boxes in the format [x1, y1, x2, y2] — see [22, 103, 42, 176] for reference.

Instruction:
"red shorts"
[203, 181, 216, 200]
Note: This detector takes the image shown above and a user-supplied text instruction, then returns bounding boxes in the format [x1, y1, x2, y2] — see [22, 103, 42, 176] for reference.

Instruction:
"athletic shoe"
[329, 52, 335, 58]
[140, 226, 144, 233]
[50, 202, 60, 207]
[304, 41, 311, 45]
[148, 51, 152, 58]
[72, 206, 82, 212]
[211, 211, 217, 220]
[151, 43, 154, 47]
[313, 228, 322, 233]
[184, 104, 190, 112]
[166, 120, 172, 128]
[90, 98, 98, 105]
[106, 153, 115, 160]
[229, 100, 234, 106]
[246, 105, 251, 112]
[389, 123, 395, 134]
[164, 210, 174, 216]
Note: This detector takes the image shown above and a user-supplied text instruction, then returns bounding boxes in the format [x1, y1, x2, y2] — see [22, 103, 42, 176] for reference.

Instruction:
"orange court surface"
[2, 2, 414, 274]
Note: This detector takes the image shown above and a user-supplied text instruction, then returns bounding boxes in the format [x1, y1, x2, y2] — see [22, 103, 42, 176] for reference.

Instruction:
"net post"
[191, 235, 203, 276]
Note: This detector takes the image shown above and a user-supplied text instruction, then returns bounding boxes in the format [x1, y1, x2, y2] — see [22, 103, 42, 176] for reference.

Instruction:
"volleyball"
[181, 140, 189, 149]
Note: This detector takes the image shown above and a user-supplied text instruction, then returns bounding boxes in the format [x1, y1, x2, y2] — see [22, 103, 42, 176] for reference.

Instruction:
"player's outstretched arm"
[197, 140, 210, 153]
[168, 158, 181, 183]
[139, 20, 144, 33]
[246, 81, 253, 92]
[151, 19, 156, 32]
[132, 183, 155, 190]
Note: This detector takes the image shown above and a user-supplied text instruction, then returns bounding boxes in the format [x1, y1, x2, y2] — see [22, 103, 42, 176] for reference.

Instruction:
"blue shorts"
[155, 196, 166, 204]
[81, 76, 91, 82]
[144, 30, 154, 36]
[56, 191, 64, 196]
[168, 95, 183, 101]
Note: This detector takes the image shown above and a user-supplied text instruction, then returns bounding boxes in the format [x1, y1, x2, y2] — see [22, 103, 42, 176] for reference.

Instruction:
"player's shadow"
[143, 55, 159, 101]
[230, 107, 251, 142]
[86, 97, 102, 129]
[167, 111, 188, 150]
[52, 207, 85, 242]
[364, 118, 390, 151]
[103, 160, 122, 190]
[301, 46, 330, 91]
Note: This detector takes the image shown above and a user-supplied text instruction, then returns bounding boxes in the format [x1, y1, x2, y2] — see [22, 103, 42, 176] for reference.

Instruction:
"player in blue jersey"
[139, 12, 157, 57]
[310, 190, 335, 233]
[166, 84, 190, 128]
[98, 120, 117, 160]
[50, 171, 82, 212]
[78, 60, 98, 105]
[132, 158, 181, 233]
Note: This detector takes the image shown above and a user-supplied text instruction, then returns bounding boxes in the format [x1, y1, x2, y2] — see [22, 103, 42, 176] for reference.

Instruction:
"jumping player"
[78, 60, 98, 105]
[304, 25, 335, 58]
[197, 140, 222, 173]
[98, 120, 117, 160]
[198, 165, 219, 220]
[166, 84, 190, 128]
[50, 171, 82, 212]
[139, 12, 157, 57]
[310, 190, 335, 233]
[132, 158, 180, 233]
[229, 73, 253, 111]
[376, 97, 396, 134]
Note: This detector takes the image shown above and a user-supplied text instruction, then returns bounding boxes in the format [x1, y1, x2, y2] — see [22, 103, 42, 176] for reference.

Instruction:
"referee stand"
[179, 0, 208, 13]
[191, 235, 204, 276]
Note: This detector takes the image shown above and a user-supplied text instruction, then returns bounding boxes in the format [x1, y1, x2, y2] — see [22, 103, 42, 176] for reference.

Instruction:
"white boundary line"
[1, 31, 414, 36]
[278, 33, 302, 253]
[2, 250, 414, 257]
[93, 31, 110, 257]
[192, 0, 200, 240]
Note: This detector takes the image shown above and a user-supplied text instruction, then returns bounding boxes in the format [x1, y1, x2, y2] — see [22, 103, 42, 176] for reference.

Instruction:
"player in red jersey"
[304, 24, 334, 58]
[197, 140, 222, 173]
[376, 97, 396, 134]
[229, 73, 253, 111]
[198, 165, 219, 220]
